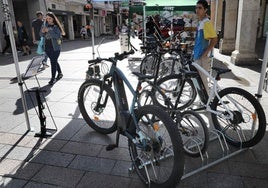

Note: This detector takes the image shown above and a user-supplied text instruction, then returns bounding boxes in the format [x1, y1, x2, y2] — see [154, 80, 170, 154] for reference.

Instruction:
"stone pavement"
[0, 37, 267, 188]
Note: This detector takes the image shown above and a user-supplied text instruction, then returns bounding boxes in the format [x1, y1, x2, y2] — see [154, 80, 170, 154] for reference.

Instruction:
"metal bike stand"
[182, 128, 247, 180]
[27, 87, 53, 138]
[21, 55, 58, 138]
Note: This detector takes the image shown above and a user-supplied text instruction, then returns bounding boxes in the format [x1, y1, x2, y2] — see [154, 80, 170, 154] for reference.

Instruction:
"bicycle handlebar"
[88, 38, 136, 65]
[88, 49, 135, 65]
[114, 49, 135, 61]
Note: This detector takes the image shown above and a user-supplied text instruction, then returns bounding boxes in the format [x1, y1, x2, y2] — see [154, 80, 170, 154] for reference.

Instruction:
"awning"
[48, 8, 75, 16]
[145, 0, 198, 7]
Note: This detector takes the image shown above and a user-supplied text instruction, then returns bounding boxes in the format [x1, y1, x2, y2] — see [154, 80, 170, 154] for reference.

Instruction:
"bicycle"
[140, 43, 182, 77]
[139, 31, 194, 78]
[140, 44, 197, 111]
[155, 59, 267, 148]
[78, 49, 184, 187]
[135, 49, 208, 157]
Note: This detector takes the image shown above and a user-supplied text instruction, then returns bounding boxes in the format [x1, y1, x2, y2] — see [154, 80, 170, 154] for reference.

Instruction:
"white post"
[143, 3, 146, 44]
[91, 13, 95, 59]
[256, 32, 268, 101]
[2, 0, 31, 131]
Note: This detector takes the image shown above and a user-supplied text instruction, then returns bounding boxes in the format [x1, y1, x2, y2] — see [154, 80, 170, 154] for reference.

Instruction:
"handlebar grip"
[88, 58, 102, 64]
[115, 49, 135, 61]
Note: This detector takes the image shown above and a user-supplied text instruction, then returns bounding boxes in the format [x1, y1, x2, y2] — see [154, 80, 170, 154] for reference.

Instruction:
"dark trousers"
[45, 49, 62, 80]
[2, 36, 11, 53]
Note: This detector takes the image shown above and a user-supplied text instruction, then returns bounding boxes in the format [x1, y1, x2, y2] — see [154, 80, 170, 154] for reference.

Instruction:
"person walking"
[193, 0, 218, 93]
[41, 12, 65, 85]
[17, 21, 31, 56]
[32, 11, 49, 68]
[80, 26, 87, 40]
[2, 21, 11, 55]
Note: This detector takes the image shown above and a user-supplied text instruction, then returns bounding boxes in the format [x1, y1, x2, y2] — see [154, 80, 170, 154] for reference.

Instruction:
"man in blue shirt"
[194, 0, 218, 92]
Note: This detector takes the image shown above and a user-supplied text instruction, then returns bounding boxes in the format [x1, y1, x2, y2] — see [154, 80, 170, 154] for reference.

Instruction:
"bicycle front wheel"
[140, 53, 158, 75]
[156, 74, 197, 110]
[128, 105, 184, 188]
[179, 110, 209, 157]
[211, 87, 266, 147]
[78, 79, 117, 134]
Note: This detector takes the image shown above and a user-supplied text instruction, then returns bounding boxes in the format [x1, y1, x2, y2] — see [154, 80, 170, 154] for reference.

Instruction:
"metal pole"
[91, 8, 95, 59]
[2, 0, 31, 131]
[143, 2, 146, 44]
[256, 32, 268, 101]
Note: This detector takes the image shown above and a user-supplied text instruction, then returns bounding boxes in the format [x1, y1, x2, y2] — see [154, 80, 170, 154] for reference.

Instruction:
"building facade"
[1, 0, 268, 66]
[211, 0, 267, 65]
[0, 0, 119, 52]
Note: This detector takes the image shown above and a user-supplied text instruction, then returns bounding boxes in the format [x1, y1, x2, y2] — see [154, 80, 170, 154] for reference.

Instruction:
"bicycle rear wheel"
[128, 105, 184, 188]
[211, 87, 266, 147]
[78, 79, 117, 134]
[179, 110, 209, 157]
[156, 74, 197, 110]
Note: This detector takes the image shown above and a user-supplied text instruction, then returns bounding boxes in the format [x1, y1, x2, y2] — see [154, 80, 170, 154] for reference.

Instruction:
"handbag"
[37, 37, 45, 55]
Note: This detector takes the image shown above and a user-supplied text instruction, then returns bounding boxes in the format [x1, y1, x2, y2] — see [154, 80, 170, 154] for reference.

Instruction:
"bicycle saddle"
[212, 67, 232, 80]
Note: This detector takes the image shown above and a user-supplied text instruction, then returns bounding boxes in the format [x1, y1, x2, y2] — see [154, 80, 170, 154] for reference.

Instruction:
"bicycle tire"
[78, 79, 117, 134]
[128, 105, 184, 188]
[140, 53, 158, 75]
[179, 110, 209, 157]
[155, 74, 197, 110]
[138, 88, 208, 157]
[158, 59, 182, 76]
[211, 87, 266, 147]
[140, 54, 181, 77]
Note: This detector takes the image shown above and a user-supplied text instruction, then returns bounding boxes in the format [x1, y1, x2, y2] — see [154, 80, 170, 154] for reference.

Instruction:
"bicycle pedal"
[106, 144, 117, 151]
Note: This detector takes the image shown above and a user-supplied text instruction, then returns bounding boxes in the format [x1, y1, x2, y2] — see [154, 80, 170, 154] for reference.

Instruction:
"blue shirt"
[194, 17, 217, 60]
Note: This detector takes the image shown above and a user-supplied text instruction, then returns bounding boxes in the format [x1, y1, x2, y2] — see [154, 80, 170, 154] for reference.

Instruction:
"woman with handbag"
[41, 12, 65, 85]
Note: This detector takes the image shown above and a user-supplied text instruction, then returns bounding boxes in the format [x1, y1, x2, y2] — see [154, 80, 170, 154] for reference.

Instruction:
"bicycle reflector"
[252, 113, 257, 120]
[94, 115, 99, 121]
[153, 123, 159, 131]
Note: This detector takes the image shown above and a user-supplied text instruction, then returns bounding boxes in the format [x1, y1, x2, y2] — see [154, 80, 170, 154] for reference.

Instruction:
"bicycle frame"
[102, 60, 159, 144]
[191, 62, 238, 120]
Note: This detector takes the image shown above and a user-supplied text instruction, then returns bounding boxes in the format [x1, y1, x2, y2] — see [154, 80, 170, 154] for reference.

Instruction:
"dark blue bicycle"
[78, 50, 184, 187]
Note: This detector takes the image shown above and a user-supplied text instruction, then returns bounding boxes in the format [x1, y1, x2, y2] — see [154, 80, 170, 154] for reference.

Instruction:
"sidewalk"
[0, 38, 267, 188]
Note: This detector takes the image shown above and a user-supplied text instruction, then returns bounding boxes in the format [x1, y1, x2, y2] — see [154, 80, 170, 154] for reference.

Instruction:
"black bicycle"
[78, 49, 184, 187]
[136, 49, 208, 158]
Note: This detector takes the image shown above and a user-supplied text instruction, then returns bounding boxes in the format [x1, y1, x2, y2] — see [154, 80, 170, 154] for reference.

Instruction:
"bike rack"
[182, 127, 246, 180]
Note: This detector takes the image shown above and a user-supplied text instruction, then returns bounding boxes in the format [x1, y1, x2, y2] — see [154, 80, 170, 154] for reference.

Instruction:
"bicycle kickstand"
[106, 128, 120, 151]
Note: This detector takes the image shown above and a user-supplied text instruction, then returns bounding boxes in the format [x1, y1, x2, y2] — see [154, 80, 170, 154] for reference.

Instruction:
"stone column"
[231, 0, 260, 65]
[219, 0, 238, 54]
[81, 15, 87, 26]
[68, 15, 74, 40]
[210, 0, 223, 32]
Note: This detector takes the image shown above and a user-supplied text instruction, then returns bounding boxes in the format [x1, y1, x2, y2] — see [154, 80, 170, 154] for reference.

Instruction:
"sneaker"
[48, 79, 56, 85]
[42, 62, 49, 68]
[56, 73, 63, 80]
